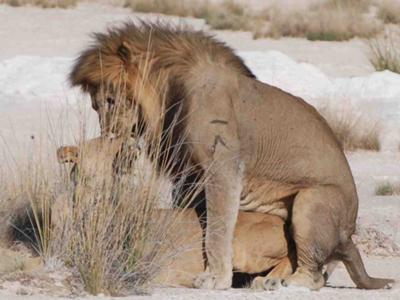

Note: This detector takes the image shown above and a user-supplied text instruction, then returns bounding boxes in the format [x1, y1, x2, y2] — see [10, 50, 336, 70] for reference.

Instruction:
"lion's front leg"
[194, 160, 243, 289]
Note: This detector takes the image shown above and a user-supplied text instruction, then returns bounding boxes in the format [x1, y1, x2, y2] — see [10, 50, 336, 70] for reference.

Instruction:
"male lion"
[56, 137, 294, 287]
[69, 22, 393, 290]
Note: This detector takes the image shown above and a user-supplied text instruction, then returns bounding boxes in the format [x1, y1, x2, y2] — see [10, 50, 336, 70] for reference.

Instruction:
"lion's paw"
[281, 269, 324, 290]
[251, 276, 281, 291]
[193, 271, 231, 290]
[264, 278, 282, 290]
[251, 276, 265, 290]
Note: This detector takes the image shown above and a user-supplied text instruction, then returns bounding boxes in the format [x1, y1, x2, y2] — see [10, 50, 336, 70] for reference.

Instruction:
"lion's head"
[69, 37, 146, 136]
[69, 21, 255, 137]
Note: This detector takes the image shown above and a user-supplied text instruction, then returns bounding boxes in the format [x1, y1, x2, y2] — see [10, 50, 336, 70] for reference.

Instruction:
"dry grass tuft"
[197, 0, 252, 31]
[256, 7, 309, 39]
[377, 0, 400, 24]
[125, 0, 383, 40]
[367, 29, 400, 74]
[0, 0, 77, 8]
[0, 142, 58, 259]
[375, 182, 400, 196]
[125, 0, 253, 31]
[318, 104, 381, 151]
[125, 0, 189, 17]
[261, 0, 380, 41]
[0, 73, 203, 295]
[325, 0, 371, 12]
[0, 127, 199, 295]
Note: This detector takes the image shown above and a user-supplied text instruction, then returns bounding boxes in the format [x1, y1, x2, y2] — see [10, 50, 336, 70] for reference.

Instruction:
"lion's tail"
[336, 239, 394, 289]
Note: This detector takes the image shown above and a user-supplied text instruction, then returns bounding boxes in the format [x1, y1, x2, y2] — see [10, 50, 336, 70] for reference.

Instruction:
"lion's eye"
[106, 97, 115, 105]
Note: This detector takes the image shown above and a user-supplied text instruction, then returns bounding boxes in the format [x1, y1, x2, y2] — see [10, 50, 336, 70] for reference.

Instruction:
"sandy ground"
[0, 2, 400, 299]
[0, 257, 400, 299]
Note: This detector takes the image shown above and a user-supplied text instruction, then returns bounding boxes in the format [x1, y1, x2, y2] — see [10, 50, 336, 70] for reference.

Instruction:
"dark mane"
[69, 20, 255, 90]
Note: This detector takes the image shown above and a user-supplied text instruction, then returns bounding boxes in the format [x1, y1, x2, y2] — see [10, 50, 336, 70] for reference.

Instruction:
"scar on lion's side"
[210, 119, 228, 125]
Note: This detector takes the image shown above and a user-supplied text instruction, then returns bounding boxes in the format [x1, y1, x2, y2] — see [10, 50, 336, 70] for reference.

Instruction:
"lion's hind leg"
[281, 186, 344, 290]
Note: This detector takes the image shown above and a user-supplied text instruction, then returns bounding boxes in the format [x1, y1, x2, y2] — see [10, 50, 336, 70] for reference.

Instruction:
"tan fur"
[150, 210, 291, 288]
[57, 137, 125, 178]
[56, 146, 79, 164]
[69, 22, 393, 290]
[56, 138, 293, 287]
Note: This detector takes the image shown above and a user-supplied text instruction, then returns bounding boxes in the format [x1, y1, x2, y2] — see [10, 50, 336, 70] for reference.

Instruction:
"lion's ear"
[57, 146, 79, 164]
[117, 41, 132, 65]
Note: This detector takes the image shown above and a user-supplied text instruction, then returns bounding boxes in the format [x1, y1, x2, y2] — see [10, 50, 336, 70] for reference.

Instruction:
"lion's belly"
[239, 178, 301, 220]
[239, 195, 289, 219]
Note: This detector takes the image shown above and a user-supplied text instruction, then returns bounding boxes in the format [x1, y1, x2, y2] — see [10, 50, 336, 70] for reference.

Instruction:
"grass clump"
[262, 1, 379, 41]
[258, 7, 309, 39]
[126, 0, 253, 31]
[198, 0, 252, 31]
[0, 0, 77, 8]
[125, 0, 382, 41]
[377, 0, 400, 24]
[367, 30, 400, 74]
[306, 31, 343, 42]
[375, 182, 400, 196]
[319, 104, 381, 151]
[125, 0, 189, 17]
[324, 0, 371, 12]
[0, 98, 202, 295]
